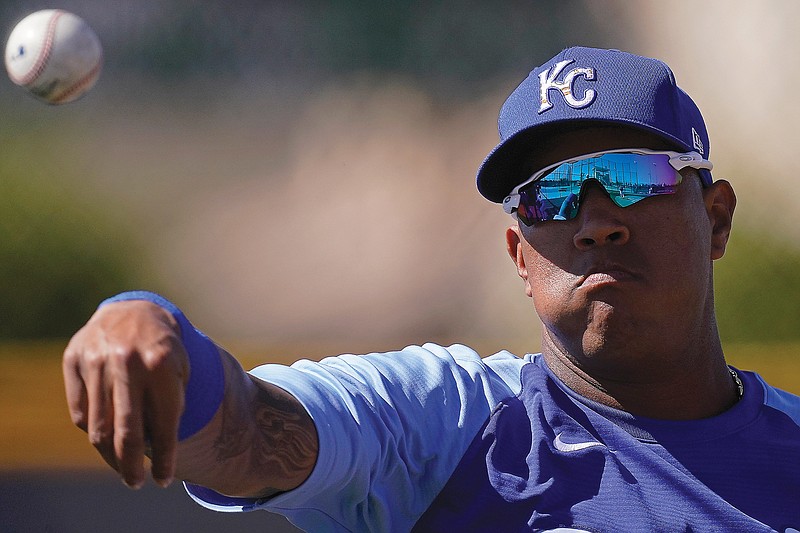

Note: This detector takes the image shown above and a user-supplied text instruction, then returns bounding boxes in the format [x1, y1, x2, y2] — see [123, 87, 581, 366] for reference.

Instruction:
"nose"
[572, 181, 631, 250]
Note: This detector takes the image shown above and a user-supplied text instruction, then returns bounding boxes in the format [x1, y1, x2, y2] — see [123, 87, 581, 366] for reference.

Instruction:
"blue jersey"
[185, 344, 800, 532]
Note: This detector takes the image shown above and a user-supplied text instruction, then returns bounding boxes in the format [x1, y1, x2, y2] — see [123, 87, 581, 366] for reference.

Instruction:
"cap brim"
[476, 119, 694, 204]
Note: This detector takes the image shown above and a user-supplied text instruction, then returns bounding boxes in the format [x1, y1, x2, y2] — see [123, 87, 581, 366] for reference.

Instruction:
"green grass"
[0, 128, 158, 340]
[724, 342, 800, 394]
[715, 230, 800, 343]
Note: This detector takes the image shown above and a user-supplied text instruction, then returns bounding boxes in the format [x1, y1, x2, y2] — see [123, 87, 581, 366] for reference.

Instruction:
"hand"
[63, 300, 190, 489]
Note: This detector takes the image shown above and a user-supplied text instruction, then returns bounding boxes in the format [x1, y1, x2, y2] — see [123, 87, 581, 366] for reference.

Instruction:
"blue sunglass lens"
[517, 153, 682, 224]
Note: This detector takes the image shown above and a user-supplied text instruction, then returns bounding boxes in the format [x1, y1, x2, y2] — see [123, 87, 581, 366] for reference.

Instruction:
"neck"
[540, 327, 740, 420]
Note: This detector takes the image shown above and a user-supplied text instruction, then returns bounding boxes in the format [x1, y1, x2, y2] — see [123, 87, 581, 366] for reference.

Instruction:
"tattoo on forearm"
[212, 399, 250, 461]
[212, 381, 317, 494]
[251, 387, 317, 476]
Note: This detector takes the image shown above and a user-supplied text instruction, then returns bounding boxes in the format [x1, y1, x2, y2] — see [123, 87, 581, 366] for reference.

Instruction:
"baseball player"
[63, 47, 800, 532]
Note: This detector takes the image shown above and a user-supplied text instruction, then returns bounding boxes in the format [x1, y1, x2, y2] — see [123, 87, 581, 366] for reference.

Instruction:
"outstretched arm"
[62, 295, 318, 498]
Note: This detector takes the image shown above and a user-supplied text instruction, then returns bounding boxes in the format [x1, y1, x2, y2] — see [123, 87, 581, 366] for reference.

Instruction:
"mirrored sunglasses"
[502, 149, 713, 225]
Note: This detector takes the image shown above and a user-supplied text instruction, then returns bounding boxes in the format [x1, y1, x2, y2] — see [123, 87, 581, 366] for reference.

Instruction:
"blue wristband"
[98, 291, 225, 441]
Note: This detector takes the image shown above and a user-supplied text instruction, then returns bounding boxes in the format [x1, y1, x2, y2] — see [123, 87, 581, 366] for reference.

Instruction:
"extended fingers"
[83, 351, 118, 472]
[145, 381, 183, 487]
[112, 356, 147, 489]
[144, 336, 188, 487]
[63, 342, 89, 432]
[63, 300, 189, 489]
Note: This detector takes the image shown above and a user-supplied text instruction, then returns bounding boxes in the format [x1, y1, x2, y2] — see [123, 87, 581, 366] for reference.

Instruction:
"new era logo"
[692, 127, 704, 155]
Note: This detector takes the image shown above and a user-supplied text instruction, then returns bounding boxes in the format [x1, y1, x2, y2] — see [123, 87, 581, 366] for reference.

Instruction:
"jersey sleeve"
[185, 343, 526, 533]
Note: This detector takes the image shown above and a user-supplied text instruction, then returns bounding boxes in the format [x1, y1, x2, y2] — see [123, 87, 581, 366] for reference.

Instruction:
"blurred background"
[1, 1, 798, 531]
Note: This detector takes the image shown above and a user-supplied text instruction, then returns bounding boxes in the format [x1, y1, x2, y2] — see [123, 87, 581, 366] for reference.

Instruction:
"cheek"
[524, 244, 576, 317]
[639, 201, 713, 292]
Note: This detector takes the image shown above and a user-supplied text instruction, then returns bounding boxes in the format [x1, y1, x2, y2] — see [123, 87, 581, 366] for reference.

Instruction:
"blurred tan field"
[2, 341, 798, 471]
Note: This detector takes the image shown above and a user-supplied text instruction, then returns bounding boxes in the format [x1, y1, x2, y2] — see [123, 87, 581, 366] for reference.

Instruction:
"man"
[63, 47, 800, 532]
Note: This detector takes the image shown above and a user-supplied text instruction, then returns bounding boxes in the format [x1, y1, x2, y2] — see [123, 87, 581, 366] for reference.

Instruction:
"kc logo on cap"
[538, 59, 596, 114]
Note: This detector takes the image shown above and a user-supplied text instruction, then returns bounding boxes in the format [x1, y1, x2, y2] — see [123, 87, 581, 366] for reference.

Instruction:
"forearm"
[64, 290, 318, 496]
[175, 347, 319, 498]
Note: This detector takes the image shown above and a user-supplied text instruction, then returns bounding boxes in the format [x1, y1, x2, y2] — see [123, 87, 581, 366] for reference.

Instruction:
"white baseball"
[5, 9, 103, 104]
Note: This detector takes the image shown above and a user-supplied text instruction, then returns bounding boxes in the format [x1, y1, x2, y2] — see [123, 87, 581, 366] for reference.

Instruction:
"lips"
[578, 263, 639, 288]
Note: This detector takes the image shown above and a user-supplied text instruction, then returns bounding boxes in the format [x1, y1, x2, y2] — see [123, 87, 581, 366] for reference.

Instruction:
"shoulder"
[239, 345, 537, 531]
[749, 371, 800, 427]
[250, 343, 533, 406]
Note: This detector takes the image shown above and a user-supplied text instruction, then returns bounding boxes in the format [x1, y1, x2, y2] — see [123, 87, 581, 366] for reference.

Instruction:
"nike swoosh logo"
[553, 432, 605, 453]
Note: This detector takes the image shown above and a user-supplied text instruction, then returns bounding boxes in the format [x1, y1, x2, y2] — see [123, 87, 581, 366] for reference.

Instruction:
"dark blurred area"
[3, 1, 615, 94]
[0, 470, 301, 533]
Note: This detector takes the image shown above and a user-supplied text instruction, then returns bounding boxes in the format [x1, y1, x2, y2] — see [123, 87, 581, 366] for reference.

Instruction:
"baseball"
[5, 9, 103, 104]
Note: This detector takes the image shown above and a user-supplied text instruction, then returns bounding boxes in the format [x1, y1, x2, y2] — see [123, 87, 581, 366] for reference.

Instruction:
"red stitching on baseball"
[51, 52, 102, 104]
[14, 10, 64, 86]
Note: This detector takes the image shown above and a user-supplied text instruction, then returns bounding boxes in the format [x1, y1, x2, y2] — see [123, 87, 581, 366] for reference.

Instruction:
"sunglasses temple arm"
[502, 194, 520, 215]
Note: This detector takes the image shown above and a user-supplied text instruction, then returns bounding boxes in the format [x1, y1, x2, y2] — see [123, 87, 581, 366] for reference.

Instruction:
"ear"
[703, 179, 737, 260]
[506, 226, 533, 298]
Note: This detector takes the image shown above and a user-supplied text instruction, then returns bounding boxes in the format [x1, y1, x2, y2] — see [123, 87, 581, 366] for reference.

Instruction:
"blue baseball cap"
[477, 46, 711, 203]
